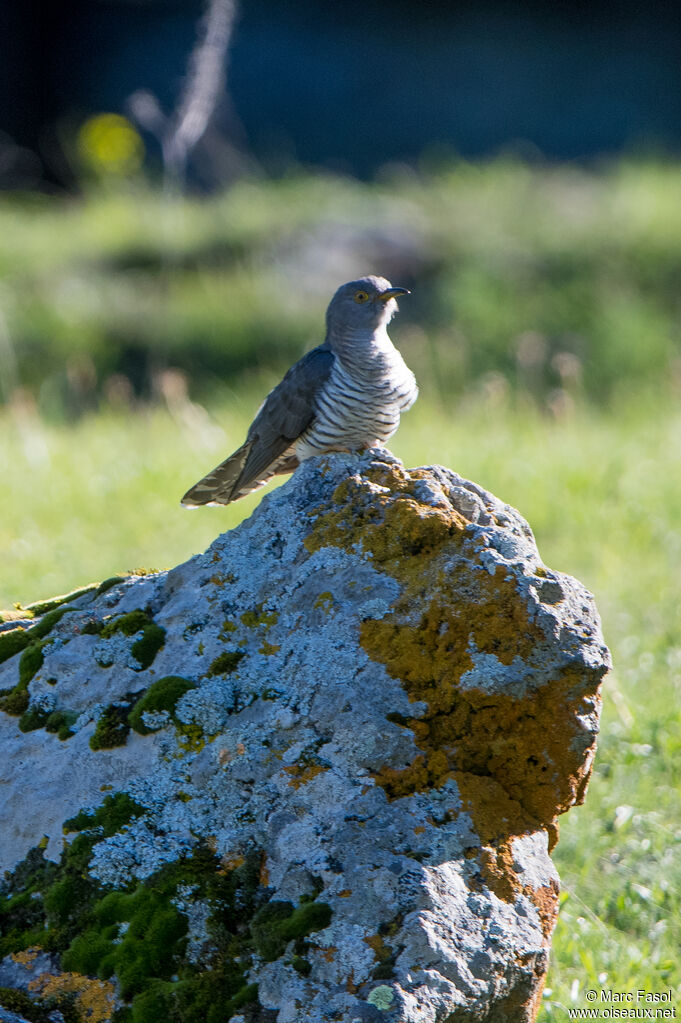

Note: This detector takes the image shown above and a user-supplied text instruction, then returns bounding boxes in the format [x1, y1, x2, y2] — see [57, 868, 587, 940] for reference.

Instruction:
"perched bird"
[181, 275, 417, 507]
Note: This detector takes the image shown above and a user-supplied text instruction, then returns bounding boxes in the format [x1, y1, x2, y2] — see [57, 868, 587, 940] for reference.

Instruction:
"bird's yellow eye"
[353, 290, 369, 304]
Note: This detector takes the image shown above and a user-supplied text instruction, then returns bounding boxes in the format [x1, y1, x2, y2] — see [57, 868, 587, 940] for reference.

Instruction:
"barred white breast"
[295, 329, 418, 460]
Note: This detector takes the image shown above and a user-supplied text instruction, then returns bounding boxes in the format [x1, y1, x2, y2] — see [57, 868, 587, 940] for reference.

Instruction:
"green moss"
[19, 705, 51, 733]
[0, 889, 47, 958]
[0, 627, 31, 665]
[29, 605, 72, 640]
[128, 676, 197, 735]
[19, 640, 47, 686]
[45, 709, 79, 740]
[131, 623, 166, 670]
[291, 955, 312, 975]
[64, 792, 145, 836]
[100, 610, 150, 639]
[127, 976, 259, 1023]
[99, 610, 166, 671]
[82, 619, 104, 635]
[0, 633, 54, 719]
[96, 575, 128, 596]
[207, 650, 245, 676]
[24, 584, 98, 617]
[240, 605, 278, 629]
[0, 987, 53, 1023]
[90, 704, 131, 750]
[250, 898, 332, 961]
[0, 681, 30, 716]
[62, 927, 115, 975]
[62, 886, 189, 999]
[0, 846, 58, 958]
[0, 803, 315, 1023]
[56, 843, 267, 1019]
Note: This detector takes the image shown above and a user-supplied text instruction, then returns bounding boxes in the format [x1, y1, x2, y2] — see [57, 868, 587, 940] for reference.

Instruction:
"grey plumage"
[181, 275, 417, 507]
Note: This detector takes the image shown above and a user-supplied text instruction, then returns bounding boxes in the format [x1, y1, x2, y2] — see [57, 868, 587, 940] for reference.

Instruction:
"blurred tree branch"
[128, 0, 239, 189]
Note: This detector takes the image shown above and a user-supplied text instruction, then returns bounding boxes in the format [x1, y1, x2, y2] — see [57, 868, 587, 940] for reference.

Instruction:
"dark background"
[4, 0, 681, 187]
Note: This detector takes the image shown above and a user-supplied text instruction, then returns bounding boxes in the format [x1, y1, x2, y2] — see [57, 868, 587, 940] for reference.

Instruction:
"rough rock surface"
[0, 450, 610, 1023]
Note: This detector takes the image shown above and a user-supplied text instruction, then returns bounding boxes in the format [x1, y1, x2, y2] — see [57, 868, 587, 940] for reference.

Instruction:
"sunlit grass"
[1, 392, 680, 1008]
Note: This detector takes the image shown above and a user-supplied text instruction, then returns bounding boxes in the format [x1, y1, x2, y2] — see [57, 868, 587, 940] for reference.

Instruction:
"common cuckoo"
[181, 275, 417, 507]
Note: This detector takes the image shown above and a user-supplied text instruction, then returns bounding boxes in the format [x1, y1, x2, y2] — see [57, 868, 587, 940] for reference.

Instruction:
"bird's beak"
[378, 287, 410, 303]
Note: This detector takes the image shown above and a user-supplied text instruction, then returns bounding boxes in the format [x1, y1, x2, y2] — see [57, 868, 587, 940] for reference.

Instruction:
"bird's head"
[326, 275, 410, 336]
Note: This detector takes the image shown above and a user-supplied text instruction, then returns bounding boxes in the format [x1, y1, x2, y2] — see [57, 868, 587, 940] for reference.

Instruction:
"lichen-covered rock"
[0, 450, 610, 1023]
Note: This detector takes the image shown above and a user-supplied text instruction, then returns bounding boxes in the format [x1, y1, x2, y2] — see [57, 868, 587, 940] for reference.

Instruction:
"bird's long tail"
[181, 443, 300, 507]
[181, 441, 253, 507]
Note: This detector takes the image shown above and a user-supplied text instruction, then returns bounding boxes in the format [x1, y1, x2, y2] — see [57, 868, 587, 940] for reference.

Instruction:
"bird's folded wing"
[181, 345, 334, 507]
[237, 343, 334, 491]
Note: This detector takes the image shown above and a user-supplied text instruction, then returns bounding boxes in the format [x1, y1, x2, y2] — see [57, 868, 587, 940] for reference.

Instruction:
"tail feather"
[181, 445, 300, 507]
[181, 441, 253, 507]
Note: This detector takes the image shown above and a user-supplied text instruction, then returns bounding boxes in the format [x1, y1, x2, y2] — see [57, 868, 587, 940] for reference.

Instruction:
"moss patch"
[0, 626, 31, 666]
[0, 680, 30, 716]
[90, 703, 132, 750]
[29, 606, 75, 640]
[250, 897, 332, 962]
[128, 677, 197, 735]
[19, 704, 51, 733]
[19, 640, 48, 686]
[99, 610, 166, 671]
[0, 795, 142, 962]
[1, 794, 331, 1023]
[207, 651, 245, 676]
[0, 638, 52, 718]
[0, 986, 56, 1023]
[100, 611, 149, 639]
[0, 606, 81, 721]
[95, 575, 129, 596]
[131, 624, 165, 670]
[23, 584, 99, 617]
[240, 606, 278, 629]
[46, 709, 79, 741]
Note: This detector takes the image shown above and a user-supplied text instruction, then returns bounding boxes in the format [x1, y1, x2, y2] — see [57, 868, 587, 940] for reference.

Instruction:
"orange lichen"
[304, 464, 468, 569]
[10, 947, 42, 967]
[305, 462, 601, 837]
[345, 974, 360, 994]
[283, 762, 328, 788]
[453, 772, 536, 844]
[363, 933, 392, 964]
[478, 842, 519, 903]
[28, 970, 116, 1023]
[302, 459, 604, 929]
[523, 879, 560, 938]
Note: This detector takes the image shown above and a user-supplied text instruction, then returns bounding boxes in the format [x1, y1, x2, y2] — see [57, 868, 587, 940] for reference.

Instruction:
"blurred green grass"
[2, 159, 681, 412]
[1, 159, 680, 1011]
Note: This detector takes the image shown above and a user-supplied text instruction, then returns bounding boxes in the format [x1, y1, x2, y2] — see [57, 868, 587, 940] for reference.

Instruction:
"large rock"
[0, 450, 609, 1023]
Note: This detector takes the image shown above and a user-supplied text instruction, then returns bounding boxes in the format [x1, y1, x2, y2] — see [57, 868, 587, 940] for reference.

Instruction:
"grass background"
[1, 161, 680, 1014]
